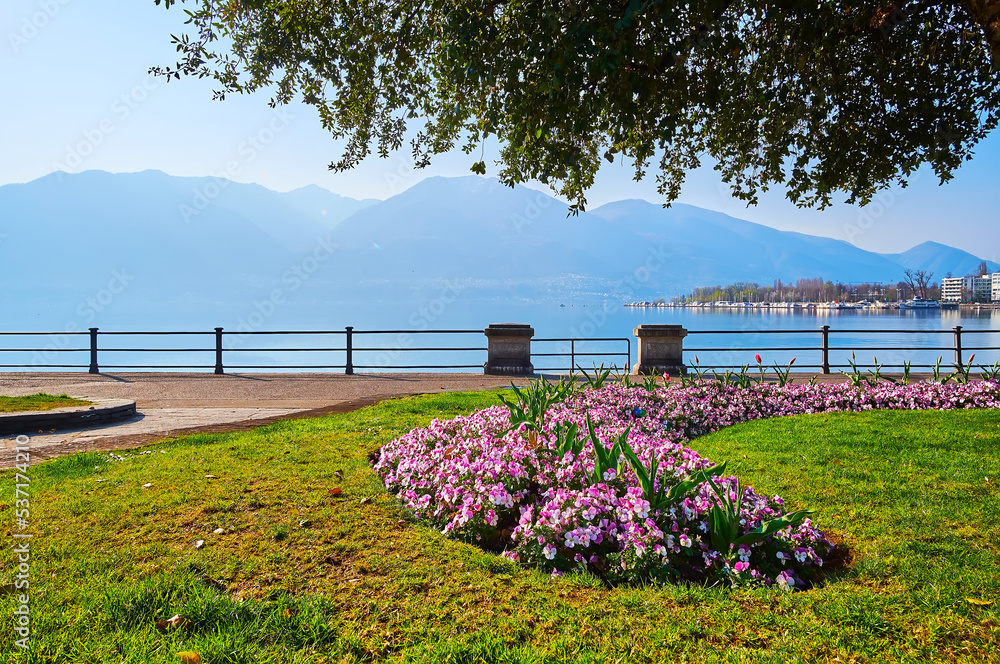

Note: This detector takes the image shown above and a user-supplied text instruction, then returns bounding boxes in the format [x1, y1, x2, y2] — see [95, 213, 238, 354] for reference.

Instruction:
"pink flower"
[755, 354, 762, 364]
[376, 372, 1000, 586]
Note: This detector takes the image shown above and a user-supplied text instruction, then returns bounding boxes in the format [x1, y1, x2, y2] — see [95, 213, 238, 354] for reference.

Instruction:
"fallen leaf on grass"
[213, 528, 225, 534]
[141, 483, 153, 488]
[329, 487, 342, 496]
[155, 614, 192, 631]
[966, 598, 994, 606]
[359, 497, 372, 505]
[205, 474, 219, 479]
[194, 540, 206, 549]
[176, 652, 201, 664]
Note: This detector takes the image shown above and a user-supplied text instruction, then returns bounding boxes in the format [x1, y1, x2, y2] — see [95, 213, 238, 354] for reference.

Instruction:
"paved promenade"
[0, 370, 890, 467]
[0, 372, 522, 467]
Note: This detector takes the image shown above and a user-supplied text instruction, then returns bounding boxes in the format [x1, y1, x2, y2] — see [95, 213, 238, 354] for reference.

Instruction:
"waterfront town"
[627, 270, 1000, 309]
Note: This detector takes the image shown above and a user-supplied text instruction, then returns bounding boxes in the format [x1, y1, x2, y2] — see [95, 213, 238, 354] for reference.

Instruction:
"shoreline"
[625, 301, 998, 311]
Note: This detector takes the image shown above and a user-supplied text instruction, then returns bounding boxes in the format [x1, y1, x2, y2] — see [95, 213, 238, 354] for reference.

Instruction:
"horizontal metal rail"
[0, 348, 91, 353]
[352, 329, 481, 335]
[0, 364, 89, 368]
[0, 325, 995, 375]
[533, 337, 631, 374]
[685, 325, 992, 374]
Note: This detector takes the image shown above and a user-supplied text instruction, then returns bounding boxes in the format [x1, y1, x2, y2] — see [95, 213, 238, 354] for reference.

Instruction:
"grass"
[1, 390, 998, 662]
[0, 393, 91, 413]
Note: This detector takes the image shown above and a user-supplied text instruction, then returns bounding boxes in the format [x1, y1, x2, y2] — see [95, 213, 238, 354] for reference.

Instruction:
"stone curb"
[0, 399, 137, 436]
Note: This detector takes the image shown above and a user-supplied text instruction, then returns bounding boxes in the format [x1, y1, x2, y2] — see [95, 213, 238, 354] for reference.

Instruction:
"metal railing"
[0, 327, 630, 374]
[1, 325, 996, 374]
[533, 337, 631, 373]
[684, 325, 1000, 372]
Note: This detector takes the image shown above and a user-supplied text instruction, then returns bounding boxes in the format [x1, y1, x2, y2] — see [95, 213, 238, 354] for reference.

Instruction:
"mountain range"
[1, 170, 995, 329]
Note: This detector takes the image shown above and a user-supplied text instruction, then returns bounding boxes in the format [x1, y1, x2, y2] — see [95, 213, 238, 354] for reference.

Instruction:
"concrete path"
[0, 372, 523, 467]
[0, 370, 889, 468]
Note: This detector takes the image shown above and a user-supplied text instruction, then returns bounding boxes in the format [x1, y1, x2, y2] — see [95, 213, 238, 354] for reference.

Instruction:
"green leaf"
[733, 510, 814, 547]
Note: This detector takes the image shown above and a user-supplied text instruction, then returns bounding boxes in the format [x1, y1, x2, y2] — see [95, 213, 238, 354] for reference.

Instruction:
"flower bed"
[374, 379, 1000, 589]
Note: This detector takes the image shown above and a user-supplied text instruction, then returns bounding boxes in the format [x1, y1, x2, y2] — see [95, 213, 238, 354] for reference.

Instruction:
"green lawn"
[0, 393, 91, 413]
[1, 391, 998, 662]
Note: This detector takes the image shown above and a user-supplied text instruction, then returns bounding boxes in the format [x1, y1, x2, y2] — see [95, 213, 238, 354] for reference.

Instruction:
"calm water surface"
[9, 299, 1000, 372]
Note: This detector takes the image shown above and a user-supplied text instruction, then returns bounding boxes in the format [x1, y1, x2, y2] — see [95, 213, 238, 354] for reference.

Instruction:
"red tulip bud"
[755, 354, 762, 364]
[790, 357, 797, 366]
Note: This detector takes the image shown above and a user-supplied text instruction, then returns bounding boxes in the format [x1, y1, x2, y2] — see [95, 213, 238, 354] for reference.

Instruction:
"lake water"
[7, 298, 999, 374]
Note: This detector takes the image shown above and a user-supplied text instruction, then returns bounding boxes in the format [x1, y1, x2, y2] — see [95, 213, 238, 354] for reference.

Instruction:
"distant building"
[974, 276, 992, 302]
[942, 276, 992, 302]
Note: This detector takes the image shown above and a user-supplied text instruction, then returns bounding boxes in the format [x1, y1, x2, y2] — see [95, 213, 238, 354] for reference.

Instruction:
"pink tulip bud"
[755, 354, 762, 364]
[969, 354, 976, 364]
[663, 372, 671, 382]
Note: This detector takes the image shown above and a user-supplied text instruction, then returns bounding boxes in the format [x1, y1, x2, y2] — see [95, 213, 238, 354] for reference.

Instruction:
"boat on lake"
[899, 297, 941, 310]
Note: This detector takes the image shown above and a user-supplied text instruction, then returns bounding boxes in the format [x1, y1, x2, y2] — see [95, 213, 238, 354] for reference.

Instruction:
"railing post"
[345, 326, 354, 375]
[88, 327, 99, 374]
[821, 325, 830, 374]
[570, 339, 575, 374]
[954, 325, 963, 370]
[214, 327, 224, 374]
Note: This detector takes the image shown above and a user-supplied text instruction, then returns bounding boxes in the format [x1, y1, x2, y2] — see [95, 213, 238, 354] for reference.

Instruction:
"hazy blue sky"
[2, 0, 997, 258]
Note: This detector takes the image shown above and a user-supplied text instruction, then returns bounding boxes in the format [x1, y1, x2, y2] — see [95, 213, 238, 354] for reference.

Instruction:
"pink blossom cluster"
[374, 379, 1000, 588]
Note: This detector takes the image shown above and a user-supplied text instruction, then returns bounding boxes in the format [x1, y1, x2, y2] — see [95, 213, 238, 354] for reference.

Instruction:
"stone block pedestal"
[484, 324, 534, 375]
[633, 324, 688, 376]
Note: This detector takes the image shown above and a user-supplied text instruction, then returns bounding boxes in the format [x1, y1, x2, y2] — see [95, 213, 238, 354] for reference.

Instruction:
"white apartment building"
[941, 275, 993, 302]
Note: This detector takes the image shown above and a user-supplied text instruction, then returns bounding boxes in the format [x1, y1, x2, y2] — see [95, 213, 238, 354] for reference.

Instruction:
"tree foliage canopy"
[154, 0, 1000, 212]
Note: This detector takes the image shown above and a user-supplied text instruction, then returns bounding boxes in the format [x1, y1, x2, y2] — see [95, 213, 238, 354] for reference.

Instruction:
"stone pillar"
[633, 324, 688, 376]
[484, 324, 534, 375]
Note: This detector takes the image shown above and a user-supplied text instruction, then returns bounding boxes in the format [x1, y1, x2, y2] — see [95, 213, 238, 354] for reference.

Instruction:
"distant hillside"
[1, 170, 994, 329]
[588, 199, 907, 286]
[880, 241, 1000, 278]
